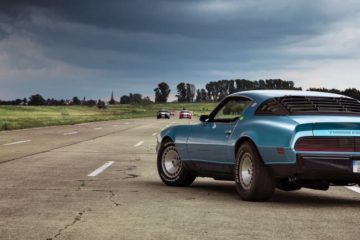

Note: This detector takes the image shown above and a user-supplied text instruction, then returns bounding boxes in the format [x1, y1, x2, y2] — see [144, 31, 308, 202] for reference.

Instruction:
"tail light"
[295, 137, 356, 152]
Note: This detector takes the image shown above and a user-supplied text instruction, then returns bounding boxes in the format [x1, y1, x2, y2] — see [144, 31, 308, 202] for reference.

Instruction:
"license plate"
[353, 160, 360, 173]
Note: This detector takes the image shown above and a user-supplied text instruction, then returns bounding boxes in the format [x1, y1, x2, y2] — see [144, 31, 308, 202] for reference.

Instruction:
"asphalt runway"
[0, 118, 360, 240]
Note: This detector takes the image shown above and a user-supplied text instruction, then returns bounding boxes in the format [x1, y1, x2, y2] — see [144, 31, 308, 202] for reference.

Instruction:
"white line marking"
[134, 141, 144, 147]
[77, 123, 89, 126]
[345, 186, 360, 194]
[3, 140, 32, 146]
[94, 127, 103, 130]
[124, 122, 130, 125]
[63, 131, 78, 136]
[152, 132, 157, 137]
[87, 161, 114, 177]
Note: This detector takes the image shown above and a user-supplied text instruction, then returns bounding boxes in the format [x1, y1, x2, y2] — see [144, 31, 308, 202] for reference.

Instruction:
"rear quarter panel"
[230, 115, 299, 164]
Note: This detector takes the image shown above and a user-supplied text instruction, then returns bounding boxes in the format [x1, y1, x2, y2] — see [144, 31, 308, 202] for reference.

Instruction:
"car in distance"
[179, 110, 192, 119]
[157, 109, 170, 119]
[156, 90, 360, 201]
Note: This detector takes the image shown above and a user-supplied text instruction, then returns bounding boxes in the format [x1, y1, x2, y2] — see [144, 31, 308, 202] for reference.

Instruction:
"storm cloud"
[1, 0, 360, 99]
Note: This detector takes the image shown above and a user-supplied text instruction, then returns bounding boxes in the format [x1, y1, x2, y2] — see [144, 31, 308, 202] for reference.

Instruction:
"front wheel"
[157, 141, 196, 186]
[235, 141, 275, 201]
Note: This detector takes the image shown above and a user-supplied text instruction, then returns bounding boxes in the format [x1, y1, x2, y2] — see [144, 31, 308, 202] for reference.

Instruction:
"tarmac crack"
[47, 208, 91, 240]
[109, 190, 121, 207]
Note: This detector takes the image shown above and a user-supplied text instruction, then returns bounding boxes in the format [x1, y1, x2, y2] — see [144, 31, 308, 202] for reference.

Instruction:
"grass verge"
[0, 103, 217, 131]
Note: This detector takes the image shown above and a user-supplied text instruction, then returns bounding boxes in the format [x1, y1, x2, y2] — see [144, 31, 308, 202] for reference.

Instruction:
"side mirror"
[199, 115, 209, 122]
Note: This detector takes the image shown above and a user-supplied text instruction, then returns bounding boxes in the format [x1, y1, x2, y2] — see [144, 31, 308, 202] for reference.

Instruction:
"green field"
[0, 103, 217, 131]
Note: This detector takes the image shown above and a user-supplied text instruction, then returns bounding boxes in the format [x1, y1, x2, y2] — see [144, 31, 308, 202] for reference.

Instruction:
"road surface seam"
[0, 125, 140, 165]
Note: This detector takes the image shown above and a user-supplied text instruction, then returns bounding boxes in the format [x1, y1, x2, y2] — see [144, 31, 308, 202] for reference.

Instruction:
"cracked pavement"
[0, 118, 360, 239]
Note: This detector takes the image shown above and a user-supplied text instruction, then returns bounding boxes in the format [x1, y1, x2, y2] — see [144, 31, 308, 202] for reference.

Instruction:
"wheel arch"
[161, 136, 174, 145]
[234, 136, 264, 163]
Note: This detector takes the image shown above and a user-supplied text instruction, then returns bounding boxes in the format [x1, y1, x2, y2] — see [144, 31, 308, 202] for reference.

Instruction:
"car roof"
[230, 90, 351, 102]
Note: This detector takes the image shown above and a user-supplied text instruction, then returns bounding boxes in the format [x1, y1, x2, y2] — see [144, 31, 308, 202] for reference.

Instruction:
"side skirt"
[183, 160, 235, 181]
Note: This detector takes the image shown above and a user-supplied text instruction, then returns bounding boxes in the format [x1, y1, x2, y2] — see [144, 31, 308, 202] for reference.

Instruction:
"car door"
[186, 96, 252, 164]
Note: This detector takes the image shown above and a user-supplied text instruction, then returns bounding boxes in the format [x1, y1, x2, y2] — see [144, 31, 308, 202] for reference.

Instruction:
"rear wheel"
[235, 141, 275, 201]
[157, 141, 196, 186]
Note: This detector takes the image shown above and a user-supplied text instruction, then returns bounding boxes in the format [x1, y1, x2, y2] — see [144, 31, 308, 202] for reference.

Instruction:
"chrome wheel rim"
[239, 152, 253, 190]
[162, 147, 182, 178]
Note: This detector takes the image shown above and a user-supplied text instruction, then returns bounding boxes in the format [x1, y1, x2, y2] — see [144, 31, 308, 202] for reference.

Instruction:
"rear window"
[256, 96, 360, 115]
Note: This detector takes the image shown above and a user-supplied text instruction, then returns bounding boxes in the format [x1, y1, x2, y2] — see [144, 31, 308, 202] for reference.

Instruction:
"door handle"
[225, 130, 232, 135]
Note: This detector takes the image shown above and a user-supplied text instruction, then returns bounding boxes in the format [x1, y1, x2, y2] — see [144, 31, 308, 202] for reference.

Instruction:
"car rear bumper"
[269, 154, 360, 182]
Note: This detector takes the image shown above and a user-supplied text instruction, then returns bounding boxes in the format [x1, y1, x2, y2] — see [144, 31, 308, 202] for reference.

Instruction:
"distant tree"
[176, 82, 187, 102]
[120, 95, 131, 104]
[85, 99, 97, 106]
[343, 88, 360, 100]
[196, 88, 209, 102]
[109, 91, 116, 104]
[28, 94, 46, 106]
[186, 83, 196, 102]
[72, 96, 81, 105]
[142, 96, 153, 104]
[196, 89, 201, 102]
[176, 82, 195, 102]
[14, 99, 22, 105]
[154, 82, 171, 103]
[129, 93, 143, 104]
[97, 99, 106, 109]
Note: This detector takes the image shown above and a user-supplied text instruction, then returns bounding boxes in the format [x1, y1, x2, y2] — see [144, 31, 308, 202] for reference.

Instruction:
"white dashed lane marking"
[134, 141, 144, 147]
[152, 133, 157, 137]
[63, 131, 78, 136]
[345, 186, 360, 194]
[94, 127, 103, 130]
[3, 140, 32, 146]
[87, 161, 114, 177]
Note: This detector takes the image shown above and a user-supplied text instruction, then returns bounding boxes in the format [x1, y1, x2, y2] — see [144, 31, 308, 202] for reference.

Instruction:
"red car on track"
[179, 110, 192, 119]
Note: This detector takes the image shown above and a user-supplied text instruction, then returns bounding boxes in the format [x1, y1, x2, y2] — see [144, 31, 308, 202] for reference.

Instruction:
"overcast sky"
[1, 0, 360, 100]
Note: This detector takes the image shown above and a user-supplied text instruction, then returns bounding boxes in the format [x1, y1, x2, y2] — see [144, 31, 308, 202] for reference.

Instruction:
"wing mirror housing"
[199, 115, 209, 122]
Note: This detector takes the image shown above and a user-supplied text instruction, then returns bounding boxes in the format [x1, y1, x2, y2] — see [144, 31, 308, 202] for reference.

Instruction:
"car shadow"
[143, 180, 360, 207]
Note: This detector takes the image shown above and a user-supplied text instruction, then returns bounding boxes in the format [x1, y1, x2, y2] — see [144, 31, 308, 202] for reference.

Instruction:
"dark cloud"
[0, 0, 359, 99]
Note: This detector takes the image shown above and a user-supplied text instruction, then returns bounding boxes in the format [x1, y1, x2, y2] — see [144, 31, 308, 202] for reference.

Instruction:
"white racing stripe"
[3, 140, 31, 146]
[63, 131, 78, 136]
[345, 186, 360, 194]
[134, 141, 144, 147]
[152, 132, 157, 137]
[88, 161, 114, 177]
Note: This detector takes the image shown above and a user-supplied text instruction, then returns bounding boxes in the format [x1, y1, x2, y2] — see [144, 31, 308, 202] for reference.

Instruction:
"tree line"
[2, 79, 360, 106]
[148, 79, 302, 103]
[0, 94, 106, 107]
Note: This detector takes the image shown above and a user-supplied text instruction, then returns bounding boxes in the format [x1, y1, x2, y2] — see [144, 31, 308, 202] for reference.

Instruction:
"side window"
[213, 99, 251, 122]
[255, 99, 288, 115]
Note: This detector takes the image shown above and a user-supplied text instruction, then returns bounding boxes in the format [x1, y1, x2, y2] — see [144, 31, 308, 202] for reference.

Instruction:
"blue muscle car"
[156, 90, 360, 201]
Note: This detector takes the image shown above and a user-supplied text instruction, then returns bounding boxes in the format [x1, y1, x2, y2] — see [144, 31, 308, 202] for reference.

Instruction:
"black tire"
[157, 141, 196, 186]
[235, 141, 275, 201]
